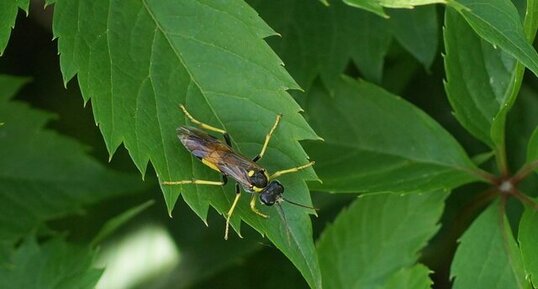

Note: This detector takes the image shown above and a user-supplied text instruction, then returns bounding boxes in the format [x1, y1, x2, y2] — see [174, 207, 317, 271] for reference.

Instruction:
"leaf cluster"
[1, 0, 538, 289]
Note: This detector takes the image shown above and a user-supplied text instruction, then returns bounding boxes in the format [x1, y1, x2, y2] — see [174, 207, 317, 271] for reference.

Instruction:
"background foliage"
[1, 0, 538, 289]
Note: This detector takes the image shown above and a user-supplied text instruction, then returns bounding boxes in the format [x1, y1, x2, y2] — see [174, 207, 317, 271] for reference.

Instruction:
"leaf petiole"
[511, 160, 538, 184]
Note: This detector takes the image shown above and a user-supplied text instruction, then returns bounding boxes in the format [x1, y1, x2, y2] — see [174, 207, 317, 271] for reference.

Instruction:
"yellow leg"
[250, 194, 268, 218]
[270, 161, 315, 179]
[161, 179, 224, 186]
[180, 104, 226, 135]
[253, 114, 282, 162]
[225, 192, 242, 240]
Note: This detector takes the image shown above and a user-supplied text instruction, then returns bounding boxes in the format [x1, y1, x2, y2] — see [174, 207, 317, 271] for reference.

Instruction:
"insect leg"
[269, 161, 315, 180]
[252, 114, 282, 162]
[224, 183, 242, 240]
[223, 133, 232, 147]
[161, 179, 225, 186]
[180, 104, 231, 146]
[250, 194, 268, 218]
[221, 174, 228, 185]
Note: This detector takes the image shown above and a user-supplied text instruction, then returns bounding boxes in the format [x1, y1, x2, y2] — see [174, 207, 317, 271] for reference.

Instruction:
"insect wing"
[177, 126, 223, 160]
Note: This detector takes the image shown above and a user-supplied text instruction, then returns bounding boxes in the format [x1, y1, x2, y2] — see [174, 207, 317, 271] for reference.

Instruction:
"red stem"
[512, 189, 538, 210]
[512, 160, 538, 184]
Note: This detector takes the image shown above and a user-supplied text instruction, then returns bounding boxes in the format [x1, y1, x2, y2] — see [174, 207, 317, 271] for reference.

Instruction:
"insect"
[163, 104, 316, 239]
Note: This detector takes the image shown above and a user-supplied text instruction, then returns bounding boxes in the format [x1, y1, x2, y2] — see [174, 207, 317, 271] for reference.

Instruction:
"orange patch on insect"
[202, 158, 221, 172]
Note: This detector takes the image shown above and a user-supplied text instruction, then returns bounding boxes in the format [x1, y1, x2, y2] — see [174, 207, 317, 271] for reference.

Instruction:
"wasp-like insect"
[163, 105, 315, 239]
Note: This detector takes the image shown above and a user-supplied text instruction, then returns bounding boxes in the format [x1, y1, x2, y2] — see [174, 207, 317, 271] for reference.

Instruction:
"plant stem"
[511, 160, 538, 184]
[512, 189, 538, 209]
[495, 145, 510, 177]
[469, 168, 497, 184]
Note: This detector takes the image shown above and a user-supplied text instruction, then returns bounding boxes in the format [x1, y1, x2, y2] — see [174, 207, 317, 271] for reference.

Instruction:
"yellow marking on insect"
[180, 104, 226, 135]
[248, 170, 255, 177]
[252, 186, 263, 193]
[202, 158, 221, 172]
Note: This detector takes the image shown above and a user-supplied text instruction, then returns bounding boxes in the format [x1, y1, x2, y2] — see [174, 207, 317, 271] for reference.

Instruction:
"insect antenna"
[275, 203, 292, 245]
[282, 197, 318, 211]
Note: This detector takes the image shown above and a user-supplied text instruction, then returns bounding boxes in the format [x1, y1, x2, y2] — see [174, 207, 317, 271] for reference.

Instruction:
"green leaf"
[250, 0, 391, 89]
[342, 0, 538, 79]
[527, 128, 538, 165]
[342, 0, 388, 17]
[380, 264, 432, 289]
[468, 0, 538, 159]
[317, 190, 447, 289]
[304, 77, 480, 193]
[471, 151, 495, 165]
[0, 75, 146, 245]
[0, 0, 29, 55]
[444, 0, 538, 172]
[388, 6, 438, 69]
[451, 203, 528, 289]
[444, 9, 517, 147]
[448, 0, 538, 78]
[0, 238, 103, 289]
[518, 202, 538, 287]
[252, 0, 438, 91]
[522, 0, 538, 40]
[341, 0, 445, 18]
[91, 200, 155, 246]
[50, 1, 321, 288]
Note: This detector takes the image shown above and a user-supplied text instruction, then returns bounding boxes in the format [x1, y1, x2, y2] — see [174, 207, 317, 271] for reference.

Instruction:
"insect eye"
[259, 181, 284, 206]
[260, 192, 276, 206]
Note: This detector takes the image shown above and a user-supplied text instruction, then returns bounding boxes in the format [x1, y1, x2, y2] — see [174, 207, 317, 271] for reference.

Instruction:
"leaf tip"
[295, 86, 305, 93]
